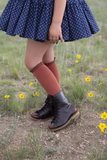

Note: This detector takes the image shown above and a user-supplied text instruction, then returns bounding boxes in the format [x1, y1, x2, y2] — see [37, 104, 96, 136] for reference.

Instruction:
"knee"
[24, 56, 42, 71]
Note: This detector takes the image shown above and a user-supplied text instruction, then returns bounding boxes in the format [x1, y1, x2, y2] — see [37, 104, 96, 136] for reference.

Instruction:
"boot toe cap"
[31, 113, 38, 118]
[49, 123, 56, 129]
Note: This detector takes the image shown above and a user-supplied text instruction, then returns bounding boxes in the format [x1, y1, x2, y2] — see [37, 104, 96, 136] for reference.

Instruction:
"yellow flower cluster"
[85, 76, 93, 97]
[99, 35, 105, 40]
[97, 112, 107, 135]
[85, 76, 106, 101]
[75, 54, 81, 63]
[4, 90, 40, 100]
[32, 92, 40, 97]
[68, 54, 81, 72]
[29, 82, 40, 96]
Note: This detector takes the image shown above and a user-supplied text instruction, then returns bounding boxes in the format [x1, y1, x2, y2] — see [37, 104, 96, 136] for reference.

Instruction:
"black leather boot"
[48, 90, 79, 131]
[31, 95, 54, 121]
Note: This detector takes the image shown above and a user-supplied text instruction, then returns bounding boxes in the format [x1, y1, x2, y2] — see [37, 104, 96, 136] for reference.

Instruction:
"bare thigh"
[42, 43, 54, 64]
[24, 39, 53, 71]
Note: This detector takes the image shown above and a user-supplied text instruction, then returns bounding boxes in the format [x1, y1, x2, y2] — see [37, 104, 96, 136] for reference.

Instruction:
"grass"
[0, 0, 107, 159]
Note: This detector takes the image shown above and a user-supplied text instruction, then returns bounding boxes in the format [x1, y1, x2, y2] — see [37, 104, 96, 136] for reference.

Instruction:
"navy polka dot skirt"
[0, 0, 100, 43]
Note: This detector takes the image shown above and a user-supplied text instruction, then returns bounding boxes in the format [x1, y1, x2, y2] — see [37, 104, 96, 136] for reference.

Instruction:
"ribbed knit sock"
[44, 57, 60, 97]
[30, 62, 62, 96]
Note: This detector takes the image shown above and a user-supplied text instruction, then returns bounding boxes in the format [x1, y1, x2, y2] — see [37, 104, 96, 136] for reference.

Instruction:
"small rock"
[44, 141, 47, 145]
[56, 134, 59, 138]
[90, 130, 94, 134]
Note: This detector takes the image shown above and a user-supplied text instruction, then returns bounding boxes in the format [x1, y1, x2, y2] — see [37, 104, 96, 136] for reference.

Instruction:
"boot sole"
[49, 110, 79, 132]
[30, 116, 54, 121]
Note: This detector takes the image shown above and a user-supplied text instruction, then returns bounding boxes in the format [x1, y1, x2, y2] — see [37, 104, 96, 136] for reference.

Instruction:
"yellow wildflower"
[68, 69, 72, 72]
[35, 92, 40, 96]
[19, 94, 25, 99]
[102, 98, 106, 101]
[99, 83, 103, 85]
[88, 92, 93, 97]
[99, 123, 107, 132]
[30, 82, 33, 86]
[4, 95, 10, 98]
[85, 77, 91, 82]
[75, 60, 79, 63]
[99, 35, 101, 38]
[32, 94, 35, 97]
[104, 68, 107, 71]
[100, 112, 107, 120]
[77, 55, 81, 58]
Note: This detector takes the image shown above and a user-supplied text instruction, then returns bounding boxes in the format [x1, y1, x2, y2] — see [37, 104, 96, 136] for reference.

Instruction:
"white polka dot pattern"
[0, 0, 100, 42]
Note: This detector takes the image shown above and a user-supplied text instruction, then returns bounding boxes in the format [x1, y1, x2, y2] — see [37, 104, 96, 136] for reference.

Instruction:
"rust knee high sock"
[44, 57, 60, 97]
[44, 57, 60, 84]
[30, 62, 62, 96]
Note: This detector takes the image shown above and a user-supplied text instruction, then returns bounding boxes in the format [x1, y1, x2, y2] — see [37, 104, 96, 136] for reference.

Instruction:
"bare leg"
[24, 39, 52, 70]
[42, 43, 54, 63]
[25, 39, 60, 97]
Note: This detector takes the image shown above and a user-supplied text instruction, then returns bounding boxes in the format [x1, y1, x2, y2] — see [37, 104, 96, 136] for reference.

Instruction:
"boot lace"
[51, 100, 59, 124]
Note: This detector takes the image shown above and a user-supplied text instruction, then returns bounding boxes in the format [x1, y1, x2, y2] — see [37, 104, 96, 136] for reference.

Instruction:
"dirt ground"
[0, 103, 107, 160]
